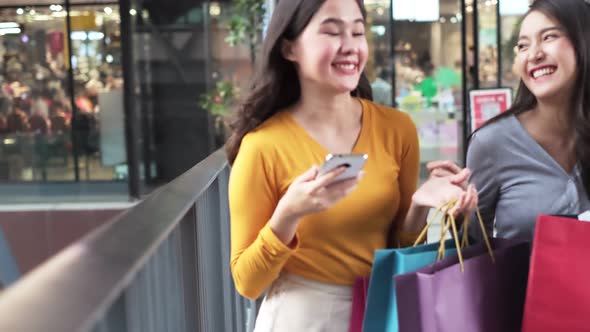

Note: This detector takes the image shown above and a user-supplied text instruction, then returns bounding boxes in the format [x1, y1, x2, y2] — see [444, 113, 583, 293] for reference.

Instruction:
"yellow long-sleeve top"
[229, 98, 420, 299]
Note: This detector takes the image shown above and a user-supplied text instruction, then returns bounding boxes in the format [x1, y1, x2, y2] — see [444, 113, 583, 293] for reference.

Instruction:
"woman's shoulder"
[467, 115, 520, 159]
[240, 112, 288, 153]
[470, 114, 517, 150]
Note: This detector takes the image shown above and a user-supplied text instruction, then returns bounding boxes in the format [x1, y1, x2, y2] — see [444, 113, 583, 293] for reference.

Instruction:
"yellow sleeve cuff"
[259, 224, 300, 255]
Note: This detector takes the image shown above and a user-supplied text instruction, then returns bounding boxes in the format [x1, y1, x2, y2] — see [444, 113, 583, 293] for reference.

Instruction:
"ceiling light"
[0, 22, 19, 29]
[0, 28, 22, 35]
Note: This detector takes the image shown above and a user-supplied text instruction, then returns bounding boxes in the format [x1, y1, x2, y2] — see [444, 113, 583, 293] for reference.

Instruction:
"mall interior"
[0, 0, 533, 331]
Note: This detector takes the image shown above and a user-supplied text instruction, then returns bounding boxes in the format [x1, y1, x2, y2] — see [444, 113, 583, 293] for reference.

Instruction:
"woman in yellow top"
[226, 0, 478, 331]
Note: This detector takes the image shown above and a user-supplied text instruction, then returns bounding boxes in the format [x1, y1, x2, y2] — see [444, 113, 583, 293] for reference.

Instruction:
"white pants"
[254, 273, 353, 332]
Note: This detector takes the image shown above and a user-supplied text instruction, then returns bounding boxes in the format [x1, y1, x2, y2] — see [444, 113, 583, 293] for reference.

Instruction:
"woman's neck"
[291, 84, 359, 127]
[532, 99, 574, 139]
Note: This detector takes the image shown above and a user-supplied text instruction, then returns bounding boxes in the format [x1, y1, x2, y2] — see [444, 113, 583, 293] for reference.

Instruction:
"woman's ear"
[281, 39, 296, 62]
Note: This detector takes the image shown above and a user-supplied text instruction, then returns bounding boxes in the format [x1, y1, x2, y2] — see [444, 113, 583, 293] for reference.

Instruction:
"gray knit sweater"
[466, 115, 590, 242]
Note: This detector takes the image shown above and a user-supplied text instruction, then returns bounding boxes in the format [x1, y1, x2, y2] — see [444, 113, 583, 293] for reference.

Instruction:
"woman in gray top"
[431, 0, 590, 242]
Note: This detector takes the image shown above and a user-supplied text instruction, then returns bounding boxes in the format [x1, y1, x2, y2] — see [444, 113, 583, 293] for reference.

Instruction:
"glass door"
[391, 0, 465, 178]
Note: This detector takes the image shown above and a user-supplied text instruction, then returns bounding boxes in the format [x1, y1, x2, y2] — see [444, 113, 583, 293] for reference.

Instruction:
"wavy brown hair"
[470, 0, 590, 197]
[226, 0, 373, 165]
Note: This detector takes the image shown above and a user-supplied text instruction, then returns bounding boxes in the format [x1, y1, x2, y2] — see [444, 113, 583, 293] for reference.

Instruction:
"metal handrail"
[0, 149, 232, 332]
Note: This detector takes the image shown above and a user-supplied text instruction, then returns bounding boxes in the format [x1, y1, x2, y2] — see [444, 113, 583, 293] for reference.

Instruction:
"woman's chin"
[331, 84, 360, 95]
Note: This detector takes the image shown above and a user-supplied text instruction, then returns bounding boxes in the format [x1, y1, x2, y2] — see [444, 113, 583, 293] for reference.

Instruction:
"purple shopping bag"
[395, 238, 530, 332]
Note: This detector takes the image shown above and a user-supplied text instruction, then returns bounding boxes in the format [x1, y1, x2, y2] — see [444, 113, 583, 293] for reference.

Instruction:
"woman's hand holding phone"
[276, 164, 364, 222]
[269, 164, 364, 245]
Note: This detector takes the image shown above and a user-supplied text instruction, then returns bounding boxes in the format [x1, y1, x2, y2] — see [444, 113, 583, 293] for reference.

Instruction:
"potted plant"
[200, 0, 266, 146]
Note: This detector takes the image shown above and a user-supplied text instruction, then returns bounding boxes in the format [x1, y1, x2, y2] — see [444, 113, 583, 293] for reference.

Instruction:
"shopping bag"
[521, 215, 590, 332]
[363, 239, 457, 332]
[364, 201, 490, 332]
[349, 277, 369, 332]
[395, 238, 530, 332]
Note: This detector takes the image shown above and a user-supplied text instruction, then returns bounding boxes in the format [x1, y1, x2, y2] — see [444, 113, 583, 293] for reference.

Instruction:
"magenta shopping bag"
[349, 276, 368, 332]
[522, 215, 590, 332]
[395, 238, 529, 332]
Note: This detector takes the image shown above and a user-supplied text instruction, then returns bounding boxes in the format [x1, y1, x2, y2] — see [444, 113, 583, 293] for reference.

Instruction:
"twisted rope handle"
[412, 199, 495, 272]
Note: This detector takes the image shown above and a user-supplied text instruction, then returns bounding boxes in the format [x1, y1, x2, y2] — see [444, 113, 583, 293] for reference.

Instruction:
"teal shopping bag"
[363, 239, 457, 332]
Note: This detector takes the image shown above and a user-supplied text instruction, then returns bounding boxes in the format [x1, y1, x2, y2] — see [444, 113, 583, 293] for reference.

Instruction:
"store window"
[69, 5, 125, 180]
[477, 0, 499, 88]
[0, 4, 71, 181]
[499, 0, 529, 91]
[392, 0, 464, 173]
[365, 0, 393, 107]
[0, 2, 126, 182]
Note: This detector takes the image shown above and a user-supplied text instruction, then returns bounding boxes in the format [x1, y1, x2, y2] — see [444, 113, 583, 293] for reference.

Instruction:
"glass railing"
[0, 149, 257, 332]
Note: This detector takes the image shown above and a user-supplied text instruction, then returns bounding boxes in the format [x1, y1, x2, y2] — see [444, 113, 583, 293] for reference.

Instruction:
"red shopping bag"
[349, 276, 369, 332]
[522, 215, 590, 332]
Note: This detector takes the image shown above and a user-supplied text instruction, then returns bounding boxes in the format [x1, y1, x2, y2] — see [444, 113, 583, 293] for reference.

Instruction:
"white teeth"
[334, 64, 356, 70]
[532, 67, 556, 79]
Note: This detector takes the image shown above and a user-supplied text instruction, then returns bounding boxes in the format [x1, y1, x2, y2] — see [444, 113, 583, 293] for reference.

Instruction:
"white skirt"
[253, 273, 353, 332]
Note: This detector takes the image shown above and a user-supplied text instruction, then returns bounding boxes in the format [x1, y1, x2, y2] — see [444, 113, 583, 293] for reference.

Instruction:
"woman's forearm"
[401, 201, 430, 234]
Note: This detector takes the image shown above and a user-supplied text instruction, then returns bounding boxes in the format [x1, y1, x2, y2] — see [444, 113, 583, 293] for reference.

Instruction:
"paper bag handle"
[412, 199, 495, 272]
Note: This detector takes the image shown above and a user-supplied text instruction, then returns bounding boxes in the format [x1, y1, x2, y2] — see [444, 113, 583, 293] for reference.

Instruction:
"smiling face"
[282, 0, 368, 95]
[515, 10, 578, 103]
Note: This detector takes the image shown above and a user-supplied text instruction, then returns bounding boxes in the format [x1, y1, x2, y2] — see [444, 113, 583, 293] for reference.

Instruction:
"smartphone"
[318, 153, 368, 184]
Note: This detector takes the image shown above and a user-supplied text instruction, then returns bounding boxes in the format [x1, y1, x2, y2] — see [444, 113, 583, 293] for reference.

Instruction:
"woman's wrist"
[268, 204, 301, 246]
[273, 201, 301, 226]
[402, 201, 430, 233]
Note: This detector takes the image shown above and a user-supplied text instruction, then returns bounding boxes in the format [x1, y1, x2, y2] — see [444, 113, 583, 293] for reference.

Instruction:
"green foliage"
[199, 80, 238, 117]
[199, 0, 266, 122]
[224, 0, 266, 53]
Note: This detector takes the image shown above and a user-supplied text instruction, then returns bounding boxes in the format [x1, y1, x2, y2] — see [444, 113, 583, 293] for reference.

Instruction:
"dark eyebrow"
[320, 17, 365, 25]
[518, 26, 562, 41]
[539, 27, 563, 35]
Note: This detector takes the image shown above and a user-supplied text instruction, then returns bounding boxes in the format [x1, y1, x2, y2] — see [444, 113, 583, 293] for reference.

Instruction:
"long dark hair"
[471, 0, 590, 197]
[226, 0, 373, 165]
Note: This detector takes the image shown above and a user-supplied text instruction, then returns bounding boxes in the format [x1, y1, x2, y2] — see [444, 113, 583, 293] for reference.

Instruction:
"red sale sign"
[469, 88, 512, 131]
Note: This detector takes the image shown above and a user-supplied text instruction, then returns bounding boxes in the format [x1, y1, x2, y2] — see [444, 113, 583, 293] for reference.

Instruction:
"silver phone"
[318, 153, 368, 183]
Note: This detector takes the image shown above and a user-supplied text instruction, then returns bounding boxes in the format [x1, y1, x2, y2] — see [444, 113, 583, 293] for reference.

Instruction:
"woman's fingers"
[427, 160, 471, 192]
[451, 184, 479, 217]
[427, 160, 462, 174]
[312, 166, 347, 191]
[460, 184, 476, 210]
[293, 165, 319, 184]
[449, 169, 471, 189]
[325, 174, 361, 192]
[321, 171, 364, 202]
[469, 185, 479, 208]
[450, 192, 467, 217]
[431, 168, 455, 178]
